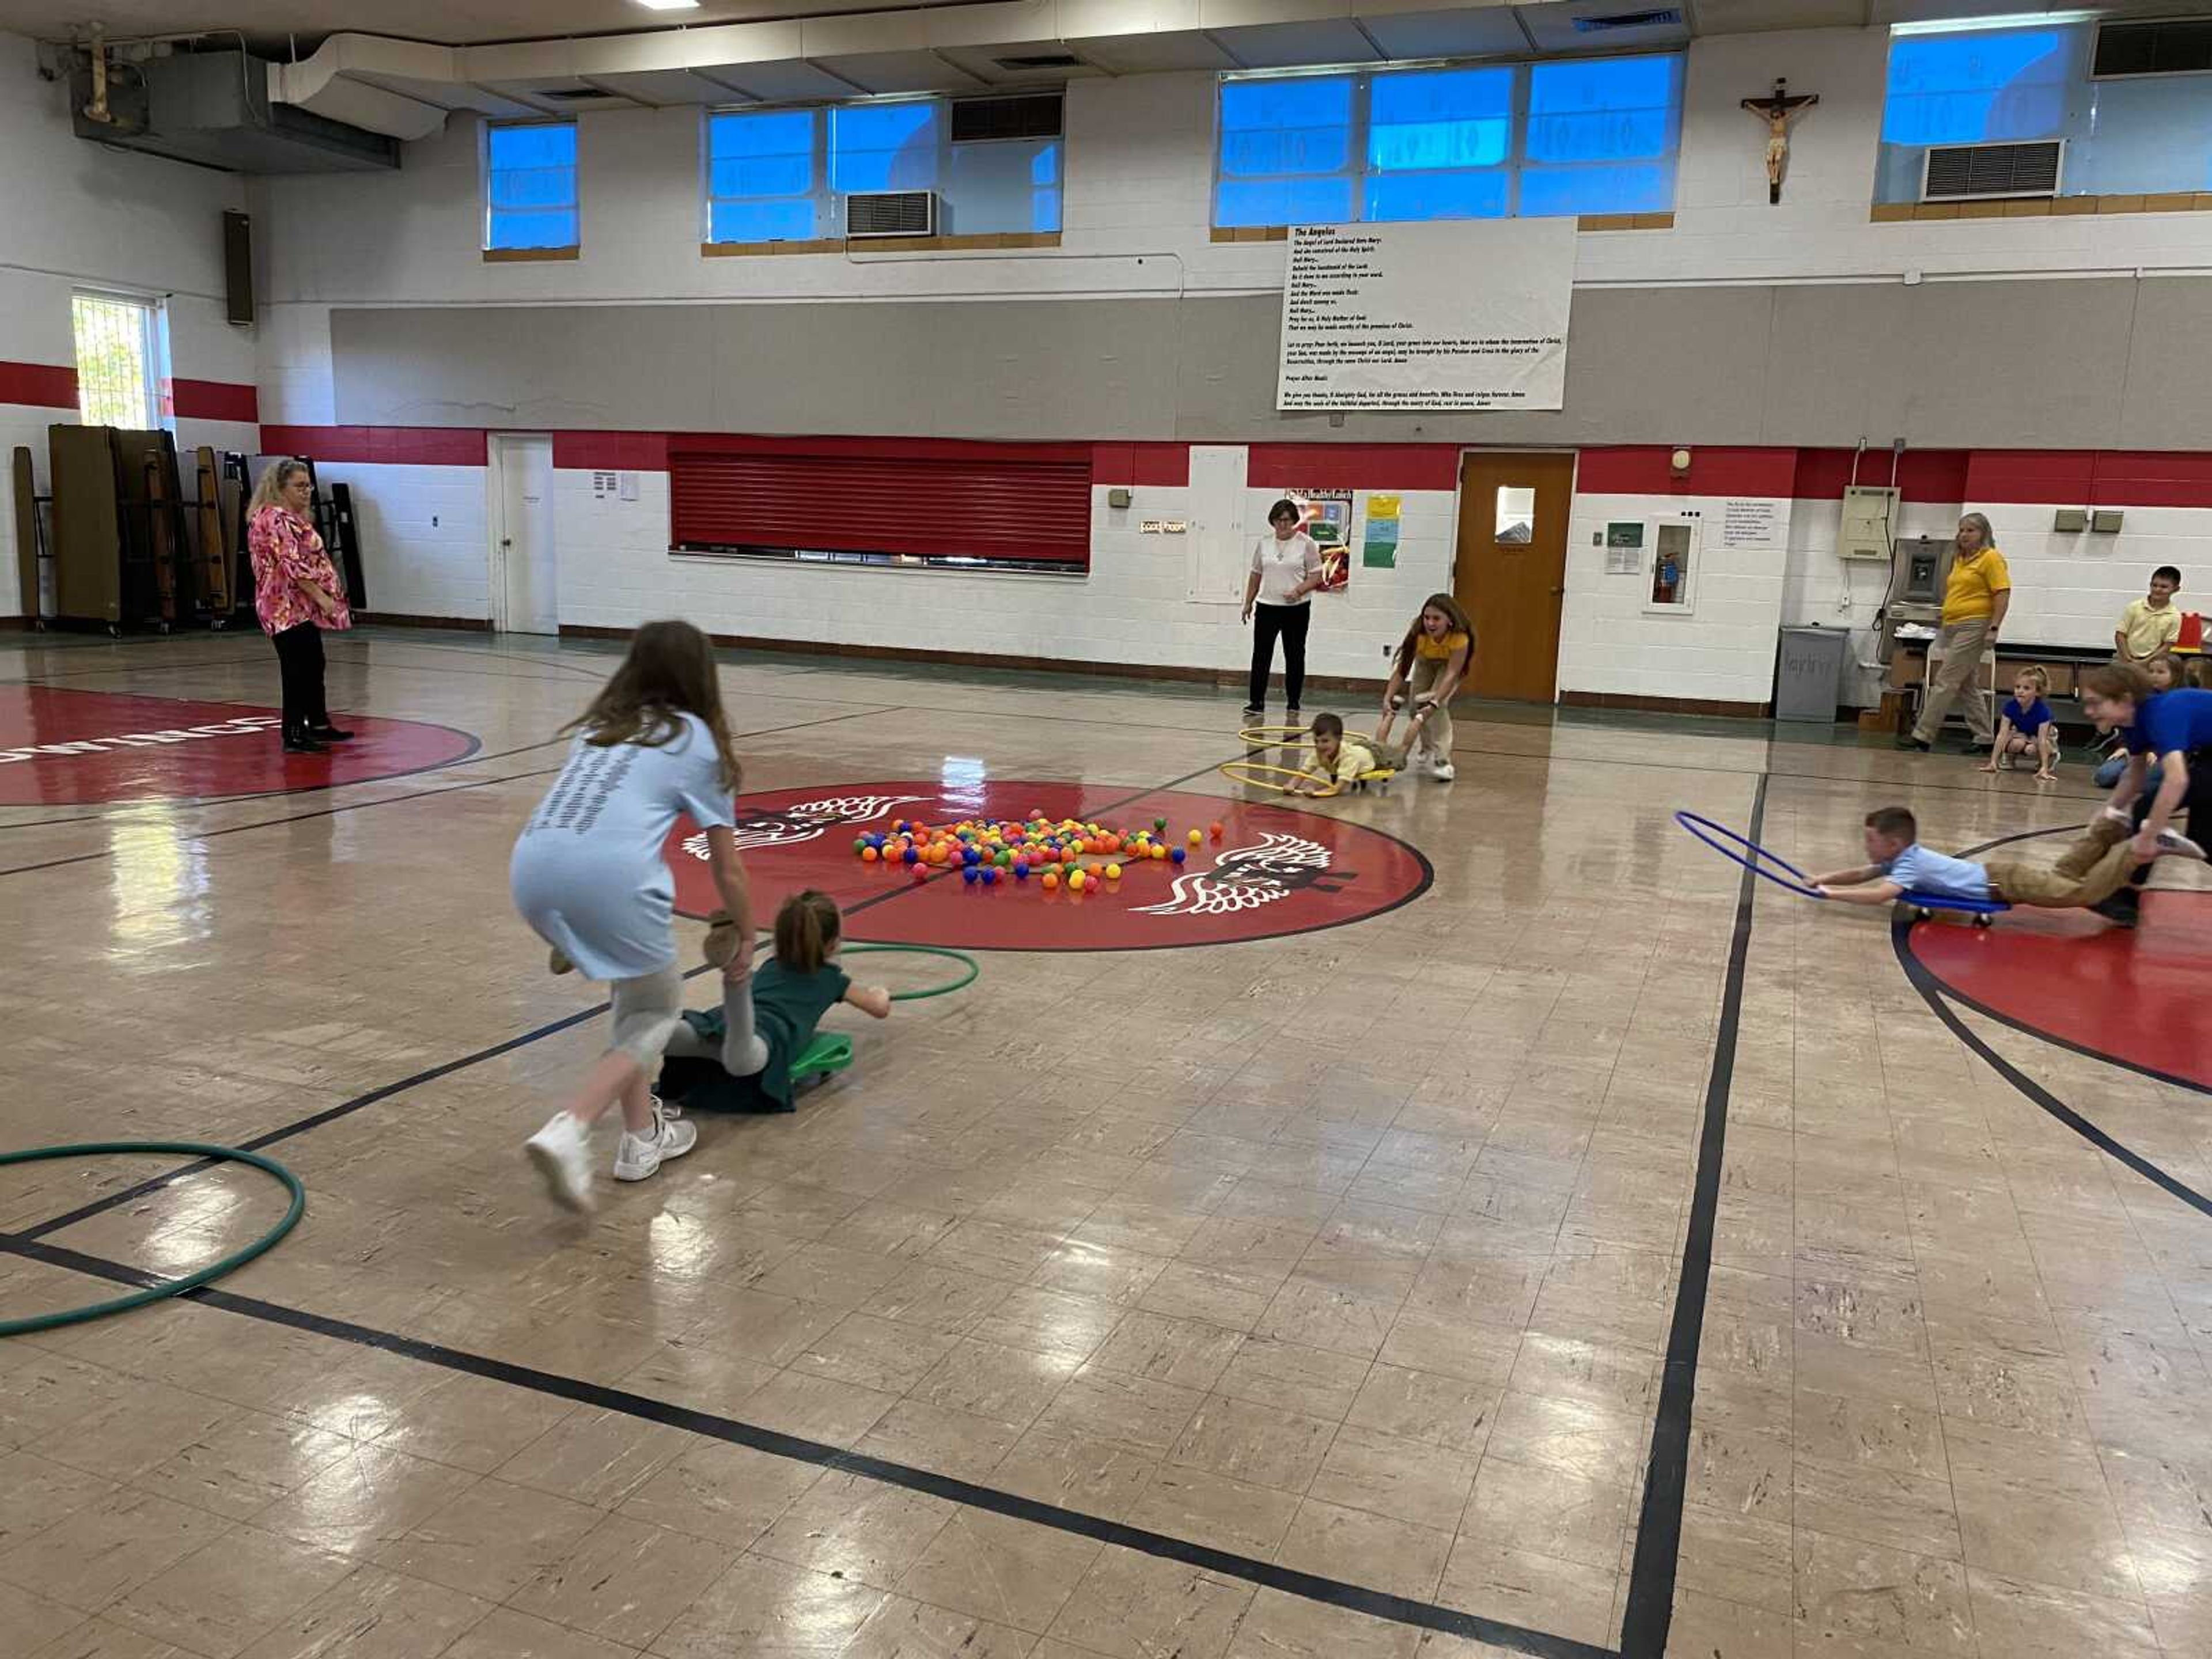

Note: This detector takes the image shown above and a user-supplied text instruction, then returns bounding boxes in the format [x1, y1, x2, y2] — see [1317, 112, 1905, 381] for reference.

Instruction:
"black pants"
[271, 622, 328, 735]
[1248, 602, 1312, 711]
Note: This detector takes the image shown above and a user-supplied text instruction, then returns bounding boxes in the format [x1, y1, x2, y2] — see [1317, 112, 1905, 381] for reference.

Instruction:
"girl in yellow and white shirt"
[1379, 594, 1475, 781]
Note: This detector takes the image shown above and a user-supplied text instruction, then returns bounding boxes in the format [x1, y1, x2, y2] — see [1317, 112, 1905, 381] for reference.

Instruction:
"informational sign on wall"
[1719, 499, 1786, 550]
[1363, 493, 1402, 570]
[1289, 488, 1354, 592]
[1277, 220, 1576, 412]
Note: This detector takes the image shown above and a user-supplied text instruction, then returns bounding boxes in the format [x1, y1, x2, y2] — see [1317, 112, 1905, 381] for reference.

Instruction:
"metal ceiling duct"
[71, 47, 399, 172]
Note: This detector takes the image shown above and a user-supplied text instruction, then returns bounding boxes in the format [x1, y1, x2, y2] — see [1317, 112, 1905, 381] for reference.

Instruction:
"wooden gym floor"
[0, 626, 2207, 1659]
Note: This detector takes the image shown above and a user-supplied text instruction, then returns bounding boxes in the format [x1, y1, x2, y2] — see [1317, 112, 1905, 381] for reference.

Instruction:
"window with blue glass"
[485, 123, 578, 251]
[707, 110, 819, 244]
[1213, 55, 1681, 228]
[1876, 24, 2212, 202]
[705, 99, 1061, 244]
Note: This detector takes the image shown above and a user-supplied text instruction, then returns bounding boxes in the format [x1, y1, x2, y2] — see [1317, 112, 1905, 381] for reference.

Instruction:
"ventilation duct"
[71, 49, 399, 172]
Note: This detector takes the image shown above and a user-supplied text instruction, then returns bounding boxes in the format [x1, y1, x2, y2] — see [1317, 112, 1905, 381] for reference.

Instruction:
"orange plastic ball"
[861, 846, 879, 863]
[1041, 872, 1060, 892]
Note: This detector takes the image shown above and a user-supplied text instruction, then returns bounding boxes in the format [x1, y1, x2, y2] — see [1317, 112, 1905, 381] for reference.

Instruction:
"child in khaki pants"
[1812, 805, 2202, 912]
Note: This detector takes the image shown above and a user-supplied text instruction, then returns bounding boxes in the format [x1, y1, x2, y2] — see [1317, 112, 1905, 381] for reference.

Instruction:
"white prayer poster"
[1277, 220, 1577, 412]
[1719, 498, 1787, 550]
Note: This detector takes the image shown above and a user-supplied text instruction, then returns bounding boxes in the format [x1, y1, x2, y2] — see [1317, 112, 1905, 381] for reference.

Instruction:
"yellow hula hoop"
[1236, 724, 1379, 749]
[1219, 759, 1316, 793]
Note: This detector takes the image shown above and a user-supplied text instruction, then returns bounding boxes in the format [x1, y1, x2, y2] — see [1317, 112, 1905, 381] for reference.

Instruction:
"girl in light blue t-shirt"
[511, 620, 754, 1213]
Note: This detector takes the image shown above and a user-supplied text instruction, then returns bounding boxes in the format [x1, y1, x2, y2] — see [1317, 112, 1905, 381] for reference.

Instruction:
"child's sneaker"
[2154, 828, 2207, 862]
[2099, 805, 2135, 828]
[524, 1112, 594, 1212]
[613, 1097, 698, 1182]
[548, 945, 574, 975]
[1431, 755, 1456, 781]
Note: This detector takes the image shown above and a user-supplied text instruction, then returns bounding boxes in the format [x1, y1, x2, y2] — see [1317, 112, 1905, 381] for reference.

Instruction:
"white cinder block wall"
[0, 33, 257, 615]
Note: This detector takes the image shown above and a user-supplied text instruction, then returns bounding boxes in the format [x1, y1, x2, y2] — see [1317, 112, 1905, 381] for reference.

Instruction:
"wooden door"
[1453, 451, 1574, 702]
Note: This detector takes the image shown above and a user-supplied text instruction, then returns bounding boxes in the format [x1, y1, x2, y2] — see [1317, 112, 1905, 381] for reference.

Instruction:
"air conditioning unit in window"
[845, 190, 938, 238]
[1920, 139, 2064, 202]
[2094, 17, 2212, 77]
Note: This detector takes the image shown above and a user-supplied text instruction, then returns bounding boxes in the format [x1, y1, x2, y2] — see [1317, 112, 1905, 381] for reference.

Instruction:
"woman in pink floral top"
[247, 459, 353, 753]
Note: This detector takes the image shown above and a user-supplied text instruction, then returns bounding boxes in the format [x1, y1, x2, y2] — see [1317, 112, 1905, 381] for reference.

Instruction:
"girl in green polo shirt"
[660, 891, 891, 1112]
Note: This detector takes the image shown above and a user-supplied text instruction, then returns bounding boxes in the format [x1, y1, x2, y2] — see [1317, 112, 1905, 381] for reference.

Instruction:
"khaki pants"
[1983, 817, 2138, 909]
[1911, 616, 1996, 744]
[1404, 656, 1456, 757]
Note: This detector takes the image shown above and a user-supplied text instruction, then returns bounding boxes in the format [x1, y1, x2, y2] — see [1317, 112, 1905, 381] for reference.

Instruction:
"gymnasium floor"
[0, 626, 2207, 1659]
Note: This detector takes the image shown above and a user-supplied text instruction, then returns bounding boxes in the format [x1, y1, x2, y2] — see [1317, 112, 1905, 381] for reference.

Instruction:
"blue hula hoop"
[1673, 810, 1825, 899]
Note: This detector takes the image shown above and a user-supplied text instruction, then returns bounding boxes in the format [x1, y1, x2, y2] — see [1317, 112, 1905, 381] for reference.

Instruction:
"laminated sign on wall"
[1277, 220, 1576, 412]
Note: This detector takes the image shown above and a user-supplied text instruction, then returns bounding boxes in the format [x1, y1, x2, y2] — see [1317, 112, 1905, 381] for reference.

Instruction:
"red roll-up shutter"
[670, 437, 1092, 566]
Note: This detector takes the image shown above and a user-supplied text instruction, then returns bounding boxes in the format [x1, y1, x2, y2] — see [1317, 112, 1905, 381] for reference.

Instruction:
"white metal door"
[490, 434, 557, 634]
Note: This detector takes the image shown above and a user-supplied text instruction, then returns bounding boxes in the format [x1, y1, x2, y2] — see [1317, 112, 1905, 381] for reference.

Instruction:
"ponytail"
[773, 890, 842, 974]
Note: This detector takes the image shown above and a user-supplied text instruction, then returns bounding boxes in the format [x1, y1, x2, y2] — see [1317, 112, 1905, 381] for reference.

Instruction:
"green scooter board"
[789, 1032, 853, 1089]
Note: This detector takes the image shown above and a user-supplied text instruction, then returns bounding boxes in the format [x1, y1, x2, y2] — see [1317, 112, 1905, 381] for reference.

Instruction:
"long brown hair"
[774, 889, 842, 974]
[1393, 593, 1476, 677]
[565, 620, 741, 791]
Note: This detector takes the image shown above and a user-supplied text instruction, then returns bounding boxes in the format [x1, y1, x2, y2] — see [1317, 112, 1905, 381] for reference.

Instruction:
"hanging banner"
[1288, 488, 1353, 593]
[1277, 219, 1576, 412]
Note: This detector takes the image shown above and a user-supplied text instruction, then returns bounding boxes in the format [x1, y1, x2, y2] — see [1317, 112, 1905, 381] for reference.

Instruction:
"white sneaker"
[2154, 828, 2207, 862]
[525, 1112, 594, 1213]
[1430, 756, 1456, 781]
[612, 1097, 698, 1183]
[2099, 806, 2135, 828]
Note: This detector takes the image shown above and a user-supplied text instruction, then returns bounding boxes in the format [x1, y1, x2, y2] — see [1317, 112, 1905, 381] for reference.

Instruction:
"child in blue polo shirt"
[1812, 804, 2200, 913]
[2070, 664, 2212, 916]
[1982, 666, 2058, 781]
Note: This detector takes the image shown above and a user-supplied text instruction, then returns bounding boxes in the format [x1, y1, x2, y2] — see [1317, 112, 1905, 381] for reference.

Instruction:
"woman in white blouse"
[1241, 498, 1325, 721]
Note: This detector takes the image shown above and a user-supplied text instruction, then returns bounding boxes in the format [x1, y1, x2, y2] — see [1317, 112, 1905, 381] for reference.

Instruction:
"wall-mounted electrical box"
[1107, 487, 1132, 509]
[2054, 507, 2088, 532]
[1840, 485, 1900, 561]
[2092, 509, 2124, 533]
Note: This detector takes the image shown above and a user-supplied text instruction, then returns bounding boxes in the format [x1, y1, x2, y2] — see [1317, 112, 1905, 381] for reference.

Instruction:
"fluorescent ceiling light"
[634, 0, 701, 10]
[1891, 10, 2103, 35]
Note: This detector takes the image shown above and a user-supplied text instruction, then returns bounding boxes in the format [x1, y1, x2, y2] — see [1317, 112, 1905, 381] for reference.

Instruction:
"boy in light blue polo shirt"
[1811, 805, 2200, 912]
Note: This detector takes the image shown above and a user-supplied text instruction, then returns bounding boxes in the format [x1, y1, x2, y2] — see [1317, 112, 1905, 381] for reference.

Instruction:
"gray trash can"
[1775, 626, 1847, 722]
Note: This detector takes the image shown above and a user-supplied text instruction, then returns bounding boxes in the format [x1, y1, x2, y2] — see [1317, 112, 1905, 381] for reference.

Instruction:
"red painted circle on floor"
[0, 686, 480, 805]
[664, 779, 1431, 952]
[1909, 890, 2212, 1090]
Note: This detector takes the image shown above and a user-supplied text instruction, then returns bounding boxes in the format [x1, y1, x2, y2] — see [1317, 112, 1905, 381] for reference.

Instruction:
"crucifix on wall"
[1741, 77, 1817, 205]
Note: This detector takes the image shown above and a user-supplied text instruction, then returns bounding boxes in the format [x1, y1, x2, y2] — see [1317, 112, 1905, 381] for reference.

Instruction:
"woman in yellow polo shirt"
[1902, 513, 2011, 752]
[1378, 594, 1475, 781]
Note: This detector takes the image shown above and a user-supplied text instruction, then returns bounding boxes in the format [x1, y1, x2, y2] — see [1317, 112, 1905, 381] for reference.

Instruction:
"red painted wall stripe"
[253, 425, 2212, 510]
[169, 378, 260, 423]
[0, 361, 80, 411]
[261, 424, 489, 466]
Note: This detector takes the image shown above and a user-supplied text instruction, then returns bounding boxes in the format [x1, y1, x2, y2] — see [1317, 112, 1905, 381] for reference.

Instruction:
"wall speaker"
[222, 210, 253, 327]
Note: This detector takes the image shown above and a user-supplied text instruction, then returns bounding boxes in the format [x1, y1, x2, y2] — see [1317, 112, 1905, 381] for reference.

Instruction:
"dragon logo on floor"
[662, 781, 1430, 952]
[681, 793, 927, 859]
[1135, 832, 1353, 917]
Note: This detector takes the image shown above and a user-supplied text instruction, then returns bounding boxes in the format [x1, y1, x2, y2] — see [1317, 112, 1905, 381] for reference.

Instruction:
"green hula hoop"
[0, 1142, 306, 1338]
[839, 944, 980, 1002]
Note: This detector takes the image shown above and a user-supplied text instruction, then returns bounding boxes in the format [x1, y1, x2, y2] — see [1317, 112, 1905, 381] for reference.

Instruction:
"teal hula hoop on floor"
[0, 1142, 306, 1338]
[838, 944, 980, 1001]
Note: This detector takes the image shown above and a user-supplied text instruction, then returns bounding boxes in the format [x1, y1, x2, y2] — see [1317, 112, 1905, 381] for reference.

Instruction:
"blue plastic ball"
[982, 866, 999, 886]
[961, 866, 980, 885]
[963, 847, 980, 866]
[1171, 847, 1186, 864]
[902, 847, 918, 865]
[1012, 863, 1029, 880]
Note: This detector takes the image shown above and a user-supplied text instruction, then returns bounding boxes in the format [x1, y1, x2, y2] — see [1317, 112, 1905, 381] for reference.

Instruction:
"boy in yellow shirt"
[2114, 566, 2181, 663]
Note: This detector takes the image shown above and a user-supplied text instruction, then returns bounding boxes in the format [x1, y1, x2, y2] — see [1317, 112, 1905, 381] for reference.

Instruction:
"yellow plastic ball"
[1187, 829, 1203, 845]
[1069, 870, 1086, 892]
[1105, 863, 1122, 881]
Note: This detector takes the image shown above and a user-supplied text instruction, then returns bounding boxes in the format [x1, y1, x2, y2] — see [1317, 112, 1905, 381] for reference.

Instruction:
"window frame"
[482, 119, 581, 256]
[701, 94, 1064, 248]
[70, 289, 167, 431]
[1210, 52, 1684, 229]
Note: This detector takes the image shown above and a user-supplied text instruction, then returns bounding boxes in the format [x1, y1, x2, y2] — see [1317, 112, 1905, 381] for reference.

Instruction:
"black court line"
[0, 1229, 1610, 1659]
[1617, 770, 1768, 1659]
[1891, 918, 2212, 1218]
[13, 745, 1259, 1242]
